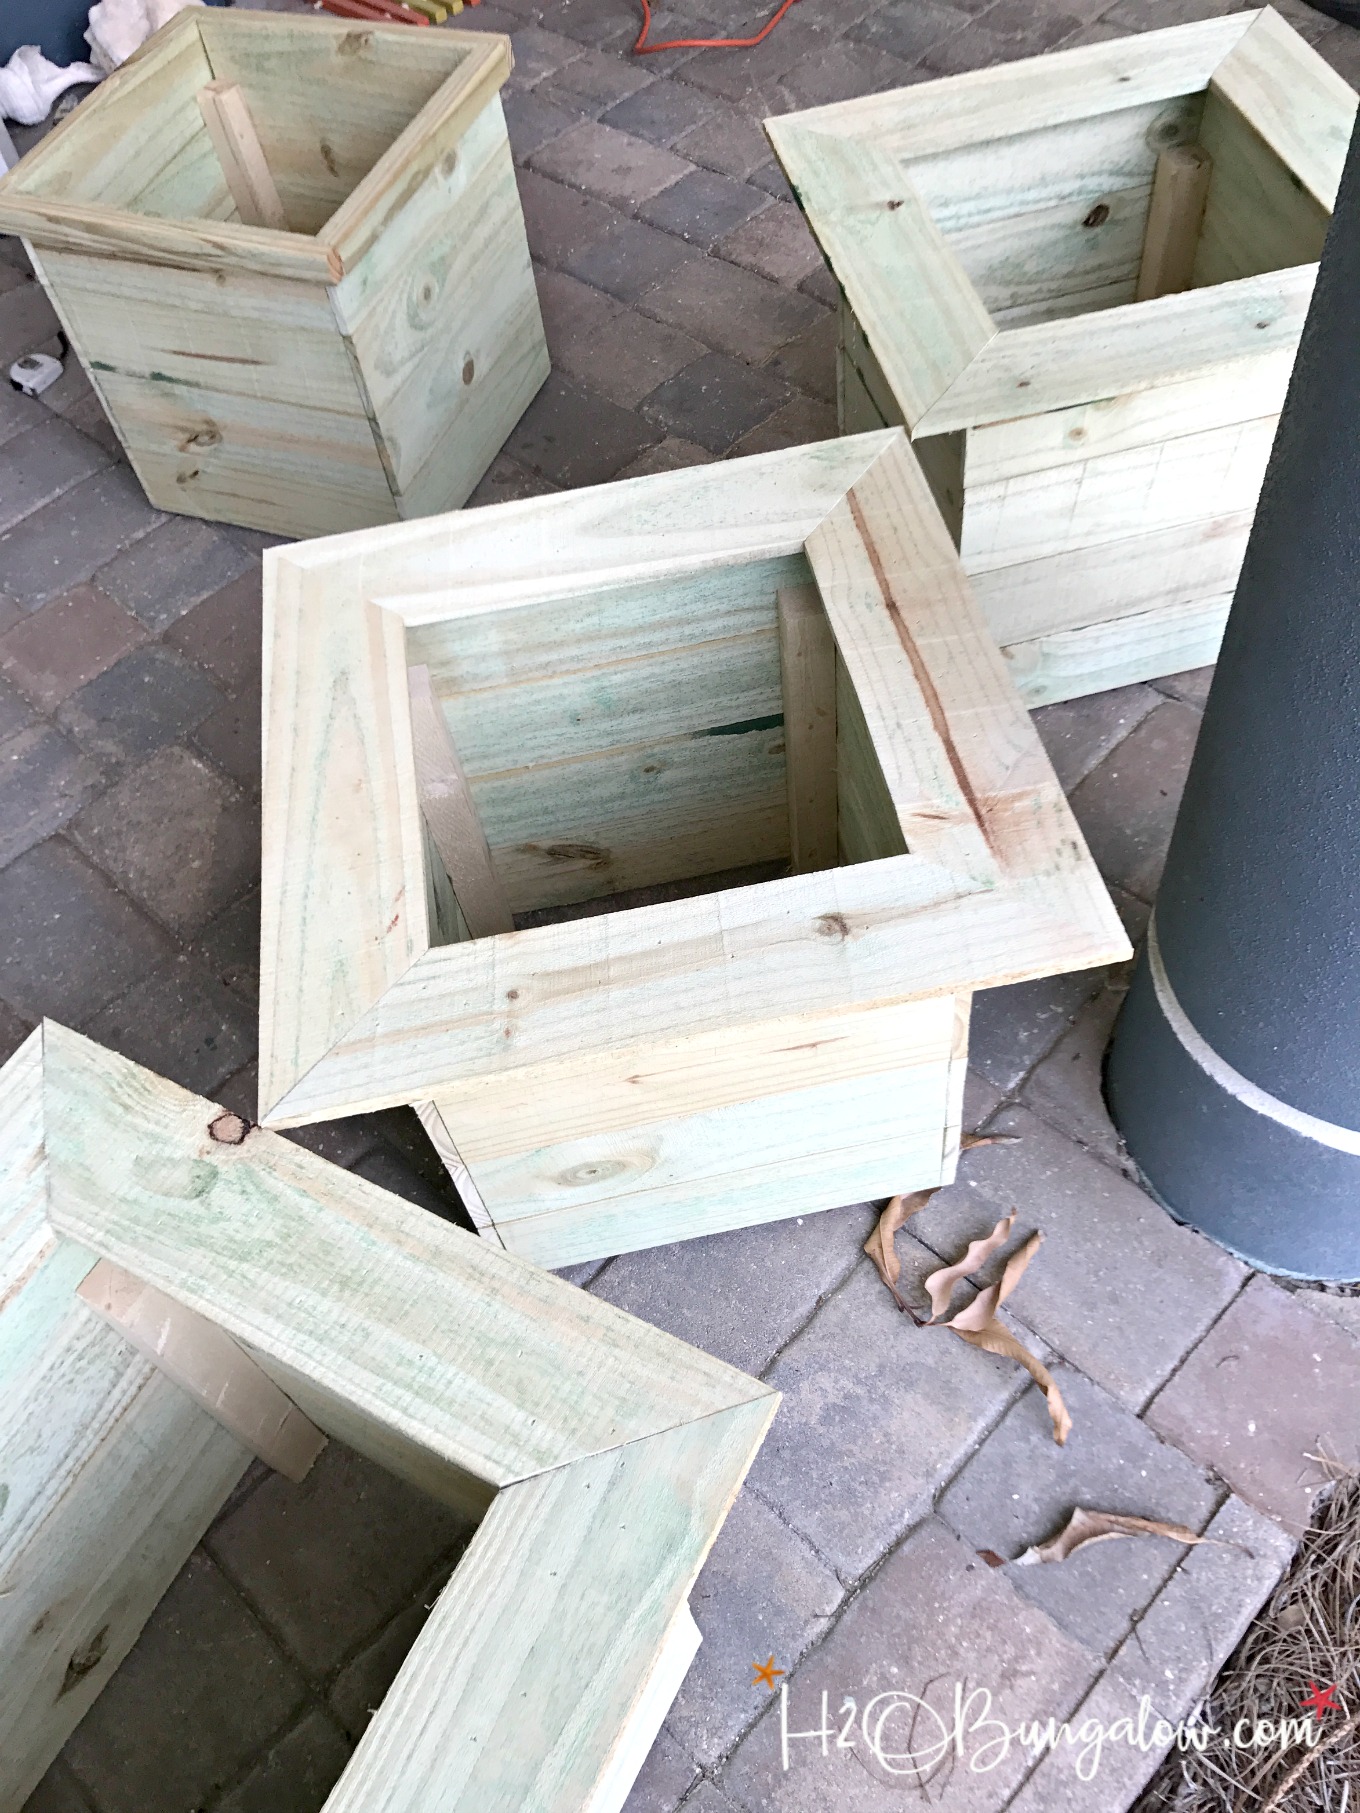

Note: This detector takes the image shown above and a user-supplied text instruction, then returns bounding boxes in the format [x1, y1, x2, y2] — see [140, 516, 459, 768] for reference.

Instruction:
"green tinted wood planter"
[0, 1024, 776, 1813]
[0, 10, 547, 539]
[257, 432, 1128, 1268]
[768, 9, 1356, 707]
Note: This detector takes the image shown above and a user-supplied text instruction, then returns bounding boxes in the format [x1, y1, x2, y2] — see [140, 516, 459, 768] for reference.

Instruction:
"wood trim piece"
[778, 584, 838, 873]
[2, 1022, 778, 1813]
[196, 80, 287, 231]
[1210, 5, 1357, 210]
[77, 1258, 326, 1481]
[259, 431, 1127, 1128]
[407, 664, 513, 937]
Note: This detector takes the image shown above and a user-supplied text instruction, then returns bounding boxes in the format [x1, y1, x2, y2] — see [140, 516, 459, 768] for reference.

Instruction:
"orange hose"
[633, 0, 801, 54]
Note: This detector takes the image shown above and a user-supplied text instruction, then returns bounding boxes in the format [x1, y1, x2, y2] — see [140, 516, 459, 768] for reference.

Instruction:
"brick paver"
[12, 0, 1359, 1807]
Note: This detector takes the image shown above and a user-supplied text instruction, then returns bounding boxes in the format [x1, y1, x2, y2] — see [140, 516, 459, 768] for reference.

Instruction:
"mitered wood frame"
[257, 432, 1128, 1260]
[0, 1024, 776, 1813]
[767, 10, 1357, 706]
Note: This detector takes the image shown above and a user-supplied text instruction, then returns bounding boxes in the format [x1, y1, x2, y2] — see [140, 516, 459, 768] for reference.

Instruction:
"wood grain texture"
[3, 1024, 778, 1813]
[197, 81, 287, 231]
[408, 663, 513, 937]
[1191, 88, 1329, 288]
[1001, 592, 1233, 708]
[779, 585, 839, 873]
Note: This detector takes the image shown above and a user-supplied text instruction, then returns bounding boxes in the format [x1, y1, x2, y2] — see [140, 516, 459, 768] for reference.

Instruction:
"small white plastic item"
[9, 351, 64, 396]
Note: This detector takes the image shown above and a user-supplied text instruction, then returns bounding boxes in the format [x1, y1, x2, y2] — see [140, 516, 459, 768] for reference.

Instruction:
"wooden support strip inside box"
[78, 1257, 326, 1481]
[196, 80, 287, 231]
[1136, 144, 1214, 300]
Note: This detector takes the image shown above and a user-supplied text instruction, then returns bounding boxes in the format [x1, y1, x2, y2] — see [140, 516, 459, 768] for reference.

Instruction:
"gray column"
[1104, 117, 1360, 1281]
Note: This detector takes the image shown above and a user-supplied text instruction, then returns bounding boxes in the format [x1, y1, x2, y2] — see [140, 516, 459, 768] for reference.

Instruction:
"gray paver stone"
[505, 372, 663, 484]
[0, 724, 105, 866]
[0, 452, 159, 609]
[1067, 700, 1202, 902]
[63, 1552, 307, 1813]
[82, 951, 257, 1095]
[747, 1249, 1030, 1578]
[94, 516, 257, 634]
[1000, 1668, 1174, 1813]
[164, 568, 262, 695]
[968, 967, 1108, 1094]
[216, 1710, 353, 1813]
[18, 1761, 93, 1813]
[531, 119, 692, 207]
[721, 1516, 1101, 1812]
[0, 418, 109, 536]
[57, 644, 224, 766]
[1105, 1492, 1296, 1718]
[1144, 1276, 1360, 1534]
[69, 743, 259, 937]
[667, 1490, 845, 1766]
[909, 1105, 1247, 1410]
[641, 351, 790, 453]
[208, 1443, 475, 1677]
[0, 582, 148, 711]
[639, 170, 770, 247]
[329, 1564, 456, 1740]
[0, 836, 174, 1025]
[639, 255, 823, 364]
[1021, 980, 1129, 1163]
[1032, 684, 1163, 794]
[938, 1365, 1221, 1656]
[590, 1201, 865, 1375]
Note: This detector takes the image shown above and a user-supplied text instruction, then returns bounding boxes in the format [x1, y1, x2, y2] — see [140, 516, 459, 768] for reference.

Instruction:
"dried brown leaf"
[923, 1213, 1016, 1322]
[1011, 1505, 1234, 1566]
[944, 1229, 1041, 1332]
[953, 1318, 1073, 1445]
[977, 1549, 1007, 1569]
[960, 1131, 1021, 1151]
[864, 1189, 935, 1307]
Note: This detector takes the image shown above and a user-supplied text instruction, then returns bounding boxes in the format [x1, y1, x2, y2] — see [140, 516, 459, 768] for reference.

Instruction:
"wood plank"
[1001, 591, 1232, 707]
[903, 94, 1203, 233]
[915, 263, 1314, 435]
[764, 125, 996, 429]
[408, 663, 514, 938]
[959, 414, 1277, 573]
[1136, 143, 1213, 299]
[197, 80, 288, 231]
[765, 13, 1250, 161]
[940, 992, 971, 1177]
[430, 996, 957, 1157]
[1209, 4, 1356, 211]
[966, 507, 1253, 648]
[442, 627, 781, 777]
[320, 1404, 774, 1813]
[1, 1031, 249, 1813]
[407, 553, 806, 696]
[938, 181, 1151, 322]
[962, 351, 1293, 483]
[468, 1058, 956, 1222]
[77, 1258, 327, 1482]
[486, 1120, 951, 1267]
[28, 244, 394, 535]
[1191, 87, 1329, 288]
[778, 584, 838, 873]
[414, 1100, 500, 1238]
[45, 1024, 770, 1490]
[835, 649, 906, 864]
[333, 99, 547, 517]
[483, 729, 790, 915]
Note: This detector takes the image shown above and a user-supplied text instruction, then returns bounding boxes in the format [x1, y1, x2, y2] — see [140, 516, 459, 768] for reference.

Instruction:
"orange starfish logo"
[752, 1656, 785, 1691]
[1300, 1682, 1340, 1717]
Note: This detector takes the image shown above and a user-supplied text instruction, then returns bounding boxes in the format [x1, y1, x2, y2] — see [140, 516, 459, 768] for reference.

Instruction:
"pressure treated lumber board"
[1, 1024, 776, 1813]
[770, 9, 1356, 704]
[0, 11, 547, 539]
[258, 431, 1128, 1263]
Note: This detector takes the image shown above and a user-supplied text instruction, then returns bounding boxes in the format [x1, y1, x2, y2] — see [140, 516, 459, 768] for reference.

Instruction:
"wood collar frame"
[257, 432, 1128, 1258]
[1, 1024, 777, 1813]
[765, 11, 1357, 708]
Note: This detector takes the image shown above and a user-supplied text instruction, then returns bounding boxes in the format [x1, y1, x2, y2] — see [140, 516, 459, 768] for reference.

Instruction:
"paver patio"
[6, 0, 1360, 1808]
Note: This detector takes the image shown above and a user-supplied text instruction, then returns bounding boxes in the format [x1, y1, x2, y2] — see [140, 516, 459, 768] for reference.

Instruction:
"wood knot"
[59, 1626, 109, 1698]
[208, 1111, 250, 1146]
[462, 356, 476, 386]
[1082, 202, 1110, 228]
[817, 912, 851, 941]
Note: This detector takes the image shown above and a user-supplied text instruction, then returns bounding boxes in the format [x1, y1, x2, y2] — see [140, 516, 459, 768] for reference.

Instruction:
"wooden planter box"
[1, 1023, 775, 1813]
[768, 9, 1357, 707]
[0, 10, 547, 540]
[258, 432, 1128, 1267]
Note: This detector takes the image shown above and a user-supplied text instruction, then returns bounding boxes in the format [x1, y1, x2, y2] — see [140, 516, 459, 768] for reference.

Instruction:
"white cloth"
[85, 0, 203, 75]
[0, 45, 101, 125]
